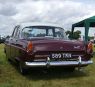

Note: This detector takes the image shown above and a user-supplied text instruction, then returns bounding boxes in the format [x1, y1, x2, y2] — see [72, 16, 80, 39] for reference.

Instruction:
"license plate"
[51, 53, 72, 59]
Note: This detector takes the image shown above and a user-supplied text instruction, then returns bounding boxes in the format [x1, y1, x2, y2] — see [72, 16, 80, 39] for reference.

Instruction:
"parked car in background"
[0, 37, 5, 44]
[4, 22, 93, 74]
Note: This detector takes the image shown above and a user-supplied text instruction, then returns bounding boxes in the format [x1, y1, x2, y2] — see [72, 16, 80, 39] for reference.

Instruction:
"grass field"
[0, 44, 95, 87]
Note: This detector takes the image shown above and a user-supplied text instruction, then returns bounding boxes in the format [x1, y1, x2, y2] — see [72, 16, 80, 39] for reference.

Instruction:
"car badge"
[74, 46, 80, 49]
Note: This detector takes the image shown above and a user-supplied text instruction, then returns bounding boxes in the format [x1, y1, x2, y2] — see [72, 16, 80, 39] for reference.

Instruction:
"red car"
[4, 22, 93, 74]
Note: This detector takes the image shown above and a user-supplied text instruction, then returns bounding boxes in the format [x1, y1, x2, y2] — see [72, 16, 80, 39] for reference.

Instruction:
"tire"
[19, 62, 28, 75]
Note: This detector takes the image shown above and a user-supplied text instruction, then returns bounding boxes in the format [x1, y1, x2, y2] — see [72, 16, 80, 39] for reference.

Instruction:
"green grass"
[0, 44, 95, 87]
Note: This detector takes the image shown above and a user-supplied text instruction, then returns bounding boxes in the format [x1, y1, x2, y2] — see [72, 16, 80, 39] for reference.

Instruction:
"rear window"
[21, 26, 67, 39]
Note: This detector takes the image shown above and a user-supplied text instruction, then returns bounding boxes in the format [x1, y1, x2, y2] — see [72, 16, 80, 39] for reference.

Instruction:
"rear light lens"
[27, 41, 33, 52]
[87, 41, 93, 53]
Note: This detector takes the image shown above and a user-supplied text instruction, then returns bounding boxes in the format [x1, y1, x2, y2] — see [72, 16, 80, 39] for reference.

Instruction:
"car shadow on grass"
[8, 61, 90, 81]
[23, 67, 89, 81]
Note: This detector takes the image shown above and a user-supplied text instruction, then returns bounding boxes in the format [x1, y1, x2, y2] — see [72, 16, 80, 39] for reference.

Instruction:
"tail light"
[27, 41, 33, 52]
[87, 41, 93, 53]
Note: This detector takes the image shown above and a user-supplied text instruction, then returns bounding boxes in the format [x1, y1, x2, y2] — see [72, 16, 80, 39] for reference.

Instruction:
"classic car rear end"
[25, 39, 92, 67]
[4, 22, 93, 74]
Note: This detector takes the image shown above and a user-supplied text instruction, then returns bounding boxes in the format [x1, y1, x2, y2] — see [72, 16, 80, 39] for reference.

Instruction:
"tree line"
[65, 30, 81, 40]
[65, 30, 94, 41]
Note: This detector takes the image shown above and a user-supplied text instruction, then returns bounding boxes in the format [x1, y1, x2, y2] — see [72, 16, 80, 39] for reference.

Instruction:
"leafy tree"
[66, 30, 81, 40]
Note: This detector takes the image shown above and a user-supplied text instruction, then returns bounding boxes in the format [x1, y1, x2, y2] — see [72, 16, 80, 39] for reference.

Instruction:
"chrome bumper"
[25, 60, 93, 67]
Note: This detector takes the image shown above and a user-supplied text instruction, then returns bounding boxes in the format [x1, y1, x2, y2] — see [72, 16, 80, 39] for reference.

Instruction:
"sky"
[0, 0, 95, 37]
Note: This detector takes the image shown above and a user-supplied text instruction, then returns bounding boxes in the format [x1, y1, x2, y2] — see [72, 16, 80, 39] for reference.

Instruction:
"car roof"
[18, 22, 64, 29]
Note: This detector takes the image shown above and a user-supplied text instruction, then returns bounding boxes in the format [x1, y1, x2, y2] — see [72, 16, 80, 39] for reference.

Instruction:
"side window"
[12, 26, 17, 37]
[12, 25, 20, 38]
[15, 27, 20, 38]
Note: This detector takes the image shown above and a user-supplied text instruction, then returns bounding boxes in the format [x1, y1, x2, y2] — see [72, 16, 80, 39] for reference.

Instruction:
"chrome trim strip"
[33, 59, 46, 62]
[72, 55, 83, 56]
[25, 60, 93, 67]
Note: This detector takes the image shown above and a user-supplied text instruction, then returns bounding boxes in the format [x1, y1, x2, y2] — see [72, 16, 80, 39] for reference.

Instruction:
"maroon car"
[4, 22, 93, 74]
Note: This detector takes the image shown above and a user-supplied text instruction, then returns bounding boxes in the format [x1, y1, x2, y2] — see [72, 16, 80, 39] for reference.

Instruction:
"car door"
[5, 37, 11, 60]
[10, 25, 20, 62]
